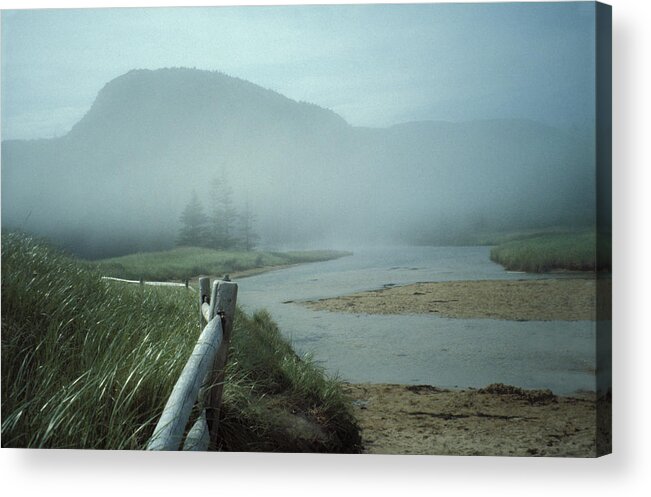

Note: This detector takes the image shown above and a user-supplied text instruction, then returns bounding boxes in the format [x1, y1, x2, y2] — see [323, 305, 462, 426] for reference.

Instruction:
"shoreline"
[344, 382, 610, 456]
[183, 262, 302, 288]
[231, 263, 298, 279]
[305, 278, 611, 321]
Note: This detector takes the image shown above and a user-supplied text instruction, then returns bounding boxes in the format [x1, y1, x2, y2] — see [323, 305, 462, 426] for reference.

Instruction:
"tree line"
[177, 177, 259, 251]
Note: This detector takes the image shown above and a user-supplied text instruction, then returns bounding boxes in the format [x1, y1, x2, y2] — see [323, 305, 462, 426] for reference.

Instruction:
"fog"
[1, 3, 600, 258]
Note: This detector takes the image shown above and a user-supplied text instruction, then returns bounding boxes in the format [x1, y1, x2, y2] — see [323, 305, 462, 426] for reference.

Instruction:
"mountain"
[1, 68, 596, 257]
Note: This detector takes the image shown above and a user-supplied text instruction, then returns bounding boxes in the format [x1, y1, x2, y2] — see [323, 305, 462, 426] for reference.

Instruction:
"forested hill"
[2, 68, 596, 258]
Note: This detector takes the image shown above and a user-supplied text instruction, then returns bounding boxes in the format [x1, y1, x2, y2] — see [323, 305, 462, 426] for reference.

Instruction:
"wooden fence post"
[206, 280, 238, 448]
[199, 277, 210, 328]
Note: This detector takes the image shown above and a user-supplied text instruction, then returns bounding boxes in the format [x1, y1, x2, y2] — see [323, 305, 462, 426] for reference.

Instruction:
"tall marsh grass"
[1, 233, 360, 451]
[490, 231, 611, 273]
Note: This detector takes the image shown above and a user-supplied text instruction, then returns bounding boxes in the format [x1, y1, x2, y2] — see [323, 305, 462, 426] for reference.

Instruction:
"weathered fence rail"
[101, 276, 196, 291]
[145, 276, 238, 451]
[101, 274, 237, 450]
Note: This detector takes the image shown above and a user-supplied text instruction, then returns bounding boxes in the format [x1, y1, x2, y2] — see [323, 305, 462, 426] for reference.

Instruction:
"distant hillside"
[1, 68, 596, 257]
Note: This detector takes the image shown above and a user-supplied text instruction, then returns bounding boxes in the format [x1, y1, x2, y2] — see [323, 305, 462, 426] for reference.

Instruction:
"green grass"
[471, 226, 580, 246]
[93, 247, 351, 281]
[490, 231, 611, 273]
[1, 233, 360, 452]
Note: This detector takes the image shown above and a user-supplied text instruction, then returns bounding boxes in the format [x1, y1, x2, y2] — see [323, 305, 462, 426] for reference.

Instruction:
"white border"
[1, 0, 649, 496]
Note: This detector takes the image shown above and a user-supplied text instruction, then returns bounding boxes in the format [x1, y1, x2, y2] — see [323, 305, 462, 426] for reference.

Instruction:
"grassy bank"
[471, 226, 579, 246]
[93, 247, 351, 281]
[490, 231, 611, 273]
[1, 233, 360, 451]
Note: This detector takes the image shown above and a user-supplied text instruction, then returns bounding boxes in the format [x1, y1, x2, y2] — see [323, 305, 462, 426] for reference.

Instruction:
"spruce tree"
[208, 175, 238, 249]
[177, 191, 208, 247]
[239, 198, 260, 251]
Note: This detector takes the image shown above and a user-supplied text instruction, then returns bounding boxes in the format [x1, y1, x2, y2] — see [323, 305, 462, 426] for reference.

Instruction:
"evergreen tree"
[208, 174, 238, 249]
[238, 198, 260, 251]
[177, 191, 208, 247]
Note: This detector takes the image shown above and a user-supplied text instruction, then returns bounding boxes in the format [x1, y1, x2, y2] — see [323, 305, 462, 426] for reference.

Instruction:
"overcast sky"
[1, 2, 596, 140]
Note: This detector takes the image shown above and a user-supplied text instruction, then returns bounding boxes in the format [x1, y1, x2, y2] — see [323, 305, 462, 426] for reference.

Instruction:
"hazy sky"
[1, 2, 596, 140]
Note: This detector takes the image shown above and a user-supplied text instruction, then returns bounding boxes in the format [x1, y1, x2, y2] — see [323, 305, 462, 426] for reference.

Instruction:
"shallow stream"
[237, 246, 605, 394]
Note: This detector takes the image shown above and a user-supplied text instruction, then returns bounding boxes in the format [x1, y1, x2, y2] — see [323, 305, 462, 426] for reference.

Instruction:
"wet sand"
[344, 383, 610, 457]
[263, 267, 611, 455]
[306, 278, 611, 321]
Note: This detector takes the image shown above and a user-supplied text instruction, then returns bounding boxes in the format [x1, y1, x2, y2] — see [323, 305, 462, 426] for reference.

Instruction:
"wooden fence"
[144, 276, 238, 451]
[102, 274, 237, 450]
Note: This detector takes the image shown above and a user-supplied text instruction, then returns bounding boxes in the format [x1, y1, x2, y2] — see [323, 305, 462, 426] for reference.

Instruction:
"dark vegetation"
[478, 383, 557, 405]
[1, 233, 361, 451]
[178, 176, 258, 251]
[489, 230, 611, 273]
[93, 246, 351, 281]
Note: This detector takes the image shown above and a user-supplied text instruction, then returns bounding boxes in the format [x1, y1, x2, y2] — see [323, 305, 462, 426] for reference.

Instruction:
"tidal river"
[237, 246, 603, 395]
